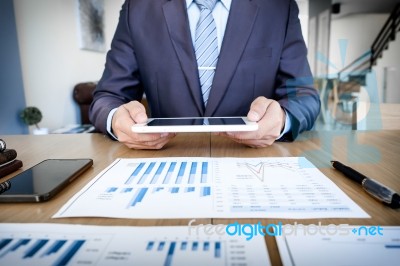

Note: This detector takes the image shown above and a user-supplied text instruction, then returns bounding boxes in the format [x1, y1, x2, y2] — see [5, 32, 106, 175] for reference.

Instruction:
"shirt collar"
[186, 0, 231, 11]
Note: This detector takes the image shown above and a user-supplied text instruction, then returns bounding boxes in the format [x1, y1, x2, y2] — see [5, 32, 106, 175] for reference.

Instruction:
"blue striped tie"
[194, 0, 218, 107]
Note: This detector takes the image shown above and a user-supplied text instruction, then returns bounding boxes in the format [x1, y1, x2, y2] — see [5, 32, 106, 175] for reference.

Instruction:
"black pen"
[0, 180, 11, 194]
[331, 161, 400, 209]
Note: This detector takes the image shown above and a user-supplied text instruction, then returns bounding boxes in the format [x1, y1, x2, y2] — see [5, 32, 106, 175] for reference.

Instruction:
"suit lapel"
[163, 0, 204, 115]
[205, 0, 259, 116]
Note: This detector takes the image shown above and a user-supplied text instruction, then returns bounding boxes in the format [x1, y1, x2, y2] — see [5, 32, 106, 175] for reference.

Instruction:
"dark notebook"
[0, 160, 23, 179]
[0, 149, 17, 165]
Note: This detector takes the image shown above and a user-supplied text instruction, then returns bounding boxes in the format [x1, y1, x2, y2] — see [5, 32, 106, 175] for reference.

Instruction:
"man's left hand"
[217, 96, 286, 148]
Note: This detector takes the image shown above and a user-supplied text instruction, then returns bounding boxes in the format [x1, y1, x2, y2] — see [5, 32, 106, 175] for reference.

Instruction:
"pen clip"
[0, 180, 11, 194]
[362, 178, 395, 204]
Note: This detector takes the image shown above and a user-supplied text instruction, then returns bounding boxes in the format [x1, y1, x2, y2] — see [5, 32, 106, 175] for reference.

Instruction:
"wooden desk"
[0, 133, 211, 226]
[1, 131, 399, 265]
[211, 130, 400, 265]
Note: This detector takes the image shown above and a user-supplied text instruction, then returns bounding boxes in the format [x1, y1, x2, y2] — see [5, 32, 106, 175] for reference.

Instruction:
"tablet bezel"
[131, 117, 258, 133]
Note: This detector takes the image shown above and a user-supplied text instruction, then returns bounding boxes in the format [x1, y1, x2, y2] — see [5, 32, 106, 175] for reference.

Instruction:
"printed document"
[54, 157, 369, 219]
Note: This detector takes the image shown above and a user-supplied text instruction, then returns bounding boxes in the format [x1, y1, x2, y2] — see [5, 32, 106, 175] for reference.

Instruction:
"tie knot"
[194, 0, 217, 11]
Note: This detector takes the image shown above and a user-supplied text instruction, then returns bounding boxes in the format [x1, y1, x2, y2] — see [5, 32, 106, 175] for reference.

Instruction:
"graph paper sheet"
[53, 157, 369, 219]
[275, 226, 400, 266]
[0, 223, 270, 266]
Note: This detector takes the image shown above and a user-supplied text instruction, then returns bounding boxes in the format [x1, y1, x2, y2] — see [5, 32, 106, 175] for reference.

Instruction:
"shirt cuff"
[107, 108, 119, 140]
[277, 109, 291, 140]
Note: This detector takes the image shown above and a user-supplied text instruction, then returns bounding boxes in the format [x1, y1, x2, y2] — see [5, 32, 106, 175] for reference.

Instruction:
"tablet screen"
[147, 117, 246, 126]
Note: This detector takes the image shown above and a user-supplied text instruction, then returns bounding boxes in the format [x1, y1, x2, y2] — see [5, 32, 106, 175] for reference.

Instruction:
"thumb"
[247, 109, 261, 122]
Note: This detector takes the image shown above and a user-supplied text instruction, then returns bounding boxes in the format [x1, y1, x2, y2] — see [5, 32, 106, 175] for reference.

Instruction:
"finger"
[120, 131, 174, 146]
[123, 101, 148, 124]
[220, 131, 276, 147]
[231, 137, 275, 148]
[247, 96, 271, 122]
[123, 133, 176, 150]
[218, 98, 285, 148]
[112, 107, 136, 138]
[113, 101, 148, 138]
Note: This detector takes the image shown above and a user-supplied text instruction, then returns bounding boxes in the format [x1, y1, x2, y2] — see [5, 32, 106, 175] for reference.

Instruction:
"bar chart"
[55, 158, 217, 218]
[0, 223, 271, 266]
[124, 161, 209, 186]
[54, 157, 369, 219]
[0, 231, 111, 265]
[144, 240, 224, 266]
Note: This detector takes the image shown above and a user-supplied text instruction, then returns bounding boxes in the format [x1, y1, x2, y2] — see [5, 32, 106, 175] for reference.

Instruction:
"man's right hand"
[112, 101, 176, 149]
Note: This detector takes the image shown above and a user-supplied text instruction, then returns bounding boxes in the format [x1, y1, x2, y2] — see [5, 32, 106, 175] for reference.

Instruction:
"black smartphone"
[0, 159, 93, 202]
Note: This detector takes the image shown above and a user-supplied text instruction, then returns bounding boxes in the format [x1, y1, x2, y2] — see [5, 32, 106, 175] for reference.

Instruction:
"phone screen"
[147, 117, 246, 126]
[0, 159, 92, 202]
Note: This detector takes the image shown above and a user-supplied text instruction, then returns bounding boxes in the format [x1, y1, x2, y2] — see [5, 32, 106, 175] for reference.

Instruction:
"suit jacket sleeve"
[89, 0, 144, 134]
[275, 0, 321, 140]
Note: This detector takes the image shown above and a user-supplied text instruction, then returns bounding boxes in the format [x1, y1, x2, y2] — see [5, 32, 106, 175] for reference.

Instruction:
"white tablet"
[131, 117, 258, 133]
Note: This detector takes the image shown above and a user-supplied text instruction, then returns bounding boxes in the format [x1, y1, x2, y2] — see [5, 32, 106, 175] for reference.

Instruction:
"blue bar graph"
[147, 240, 223, 264]
[180, 242, 187, 250]
[158, 242, 165, 251]
[175, 162, 187, 184]
[200, 186, 211, 197]
[215, 242, 221, 258]
[129, 188, 148, 207]
[106, 187, 118, 193]
[125, 163, 145, 184]
[201, 162, 208, 183]
[53, 240, 85, 266]
[125, 160, 209, 186]
[43, 240, 67, 256]
[150, 162, 166, 184]
[138, 162, 156, 184]
[170, 187, 179, 194]
[385, 245, 400, 248]
[203, 242, 210, 251]
[163, 162, 177, 184]
[164, 242, 176, 266]
[121, 161, 213, 209]
[122, 188, 133, 193]
[188, 162, 197, 184]
[152, 187, 164, 193]
[146, 241, 154, 251]
[0, 239, 12, 251]
[192, 242, 198, 251]
[0, 239, 30, 258]
[185, 187, 195, 193]
[127, 184, 211, 208]
[23, 239, 48, 258]
[0, 238, 86, 266]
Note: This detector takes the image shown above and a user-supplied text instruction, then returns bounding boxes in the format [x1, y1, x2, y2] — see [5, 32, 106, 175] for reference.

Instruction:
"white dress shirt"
[186, 0, 231, 52]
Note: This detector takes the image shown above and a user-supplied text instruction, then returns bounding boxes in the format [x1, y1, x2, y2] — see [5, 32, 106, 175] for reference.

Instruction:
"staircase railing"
[337, 3, 400, 81]
[371, 3, 400, 68]
[337, 50, 371, 81]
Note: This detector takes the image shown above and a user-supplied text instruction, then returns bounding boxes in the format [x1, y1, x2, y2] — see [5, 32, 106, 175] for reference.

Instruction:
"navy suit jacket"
[90, 0, 320, 140]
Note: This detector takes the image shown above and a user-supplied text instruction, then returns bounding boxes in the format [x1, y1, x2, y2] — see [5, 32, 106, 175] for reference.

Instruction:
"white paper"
[54, 157, 369, 219]
[0, 223, 270, 266]
[276, 225, 400, 266]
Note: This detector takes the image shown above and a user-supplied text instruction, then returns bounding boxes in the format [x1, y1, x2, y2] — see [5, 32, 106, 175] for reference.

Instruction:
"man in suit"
[89, 0, 320, 149]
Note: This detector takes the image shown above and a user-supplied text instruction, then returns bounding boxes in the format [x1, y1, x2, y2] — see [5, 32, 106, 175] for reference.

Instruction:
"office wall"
[308, 0, 331, 76]
[328, 14, 388, 75]
[296, 0, 309, 47]
[0, 0, 28, 135]
[13, 0, 123, 131]
[373, 31, 400, 103]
